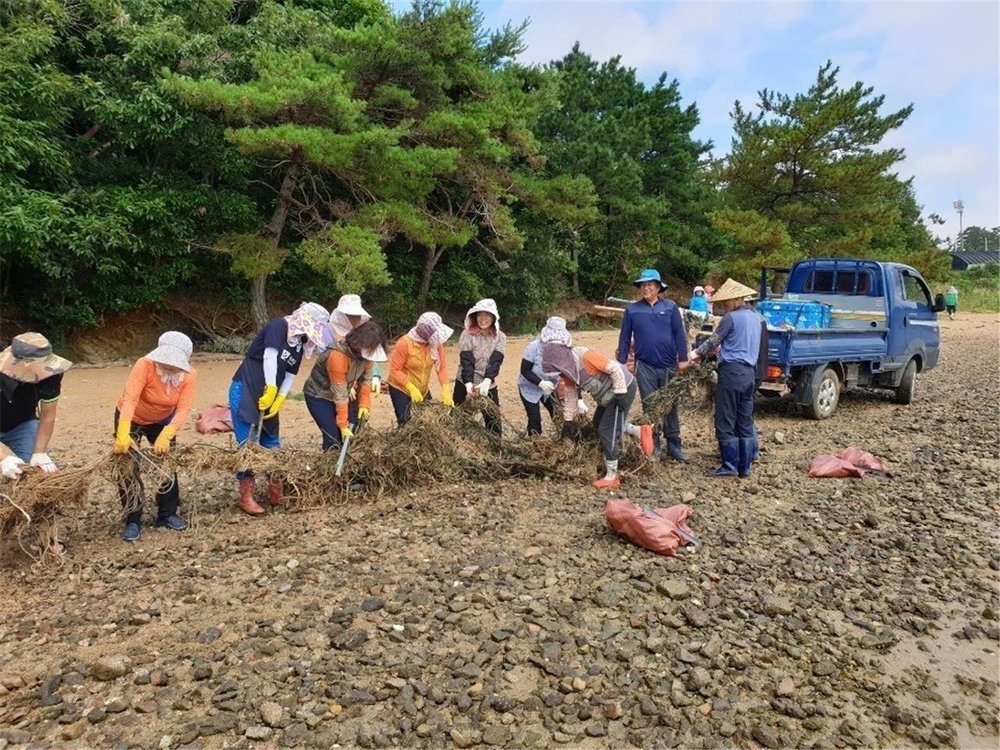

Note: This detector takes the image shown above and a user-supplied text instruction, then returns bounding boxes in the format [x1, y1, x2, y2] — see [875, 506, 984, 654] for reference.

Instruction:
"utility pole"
[953, 200, 964, 252]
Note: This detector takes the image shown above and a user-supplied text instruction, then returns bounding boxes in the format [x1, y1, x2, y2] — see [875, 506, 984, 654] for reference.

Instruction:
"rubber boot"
[639, 425, 655, 457]
[592, 460, 621, 490]
[709, 440, 739, 477]
[666, 436, 690, 463]
[267, 475, 285, 506]
[238, 476, 265, 516]
[738, 438, 755, 478]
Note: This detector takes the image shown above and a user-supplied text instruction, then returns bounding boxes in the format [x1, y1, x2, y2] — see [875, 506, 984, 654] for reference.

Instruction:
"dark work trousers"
[453, 381, 502, 438]
[304, 395, 358, 451]
[112, 409, 178, 524]
[591, 380, 638, 460]
[389, 386, 430, 427]
[634, 360, 680, 449]
[520, 393, 555, 436]
[714, 362, 756, 442]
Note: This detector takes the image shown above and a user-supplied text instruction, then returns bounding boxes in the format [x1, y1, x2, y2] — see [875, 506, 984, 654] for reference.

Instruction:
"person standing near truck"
[944, 286, 958, 320]
[681, 278, 762, 478]
[617, 268, 688, 461]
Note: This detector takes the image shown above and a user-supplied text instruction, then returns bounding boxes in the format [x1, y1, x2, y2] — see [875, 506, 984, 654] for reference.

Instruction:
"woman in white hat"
[454, 299, 506, 437]
[112, 331, 197, 542]
[388, 312, 455, 426]
[230, 301, 331, 516]
[518, 316, 572, 436]
[329, 294, 386, 397]
[681, 278, 762, 478]
[0, 333, 72, 480]
[304, 320, 388, 451]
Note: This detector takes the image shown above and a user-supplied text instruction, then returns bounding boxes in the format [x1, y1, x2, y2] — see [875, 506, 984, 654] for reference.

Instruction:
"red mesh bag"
[605, 501, 695, 556]
[837, 447, 890, 473]
[808, 454, 864, 478]
[195, 404, 233, 434]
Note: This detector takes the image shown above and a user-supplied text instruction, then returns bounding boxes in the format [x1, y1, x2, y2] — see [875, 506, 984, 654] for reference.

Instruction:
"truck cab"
[758, 259, 942, 419]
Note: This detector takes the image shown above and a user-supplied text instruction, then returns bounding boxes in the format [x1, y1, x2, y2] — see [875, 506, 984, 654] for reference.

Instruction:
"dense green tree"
[530, 45, 717, 299]
[712, 61, 944, 282]
[957, 225, 1000, 254]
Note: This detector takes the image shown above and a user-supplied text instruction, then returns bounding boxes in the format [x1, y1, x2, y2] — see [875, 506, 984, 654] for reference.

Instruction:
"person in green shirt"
[944, 286, 958, 320]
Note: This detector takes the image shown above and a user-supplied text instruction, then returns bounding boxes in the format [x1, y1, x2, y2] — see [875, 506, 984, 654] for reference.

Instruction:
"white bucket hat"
[329, 294, 371, 340]
[146, 331, 193, 372]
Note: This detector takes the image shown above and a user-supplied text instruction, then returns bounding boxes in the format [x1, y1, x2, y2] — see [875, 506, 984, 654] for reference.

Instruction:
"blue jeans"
[0, 419, 38, 461]
[635, 360, 680, 446]
[229, 380, 280, 480]
[715, 361, 756, 442]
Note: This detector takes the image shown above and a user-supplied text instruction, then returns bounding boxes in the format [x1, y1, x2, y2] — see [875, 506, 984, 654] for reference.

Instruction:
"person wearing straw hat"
[518, 316, 576, 436]
[681, 278, 763, 478]
[304, 320, 388, 451]
[0, 333, 72, 481]
[230, 301, 331, 516]
[388, 312, 455, 426]
[617, 268, 685, 462]
[329, 294, 386, 396]
[543, 341, 650, 489]
[454, 298, 506, 438]
[112, 331, 197, 541]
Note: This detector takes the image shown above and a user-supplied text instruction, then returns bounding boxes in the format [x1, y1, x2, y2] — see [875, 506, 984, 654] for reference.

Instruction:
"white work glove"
[1, 455, 25, 480]
[29, 453, 58, 473]
[538, 380, 555, 397]
[478, 378, 492, 395]
[465, 382, 476, 398]
[577, 398, 589, 416]
[370, 376, 381, 395]
[349, 385, 357, 401]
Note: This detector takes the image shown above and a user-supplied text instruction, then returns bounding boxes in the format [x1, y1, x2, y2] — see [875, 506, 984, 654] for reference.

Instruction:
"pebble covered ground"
[0, 315, 997, 749]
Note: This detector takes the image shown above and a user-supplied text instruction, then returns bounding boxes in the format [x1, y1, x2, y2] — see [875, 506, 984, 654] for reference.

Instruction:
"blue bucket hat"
[633, 268, 667, 291]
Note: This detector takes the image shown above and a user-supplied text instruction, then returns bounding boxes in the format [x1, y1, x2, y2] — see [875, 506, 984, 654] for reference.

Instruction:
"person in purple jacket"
[616, 268, 690, 462]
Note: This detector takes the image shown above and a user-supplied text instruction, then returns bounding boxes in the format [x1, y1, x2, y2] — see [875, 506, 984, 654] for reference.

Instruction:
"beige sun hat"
[710, 278, 759, 303]
[0, 333, 73, 384]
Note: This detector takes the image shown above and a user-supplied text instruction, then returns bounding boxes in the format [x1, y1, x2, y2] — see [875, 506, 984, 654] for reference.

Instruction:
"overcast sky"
[391, 0, 999, 247]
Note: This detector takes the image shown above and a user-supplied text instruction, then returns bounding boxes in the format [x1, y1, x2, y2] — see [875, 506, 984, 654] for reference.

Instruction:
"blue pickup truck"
[757, 258, 943, 419]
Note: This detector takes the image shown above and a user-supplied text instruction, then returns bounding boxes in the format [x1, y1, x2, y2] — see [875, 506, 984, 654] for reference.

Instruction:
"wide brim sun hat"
[146, 344, 192, 372]
[632, 268, 667, 291]
[0, 333, 73, 384]
[710, 278, 759, 303]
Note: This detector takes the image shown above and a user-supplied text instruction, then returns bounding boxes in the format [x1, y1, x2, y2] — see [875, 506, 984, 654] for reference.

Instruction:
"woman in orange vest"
[388, 312, 454, 425]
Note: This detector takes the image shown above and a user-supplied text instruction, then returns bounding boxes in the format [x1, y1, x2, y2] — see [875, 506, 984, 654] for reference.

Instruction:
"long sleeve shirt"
[617, 298, 688, 369]
[303, 345, 373, 428]
[117, 357, 198, 430]
[388, 336, 449, 395]
[693, 306, 763, 367]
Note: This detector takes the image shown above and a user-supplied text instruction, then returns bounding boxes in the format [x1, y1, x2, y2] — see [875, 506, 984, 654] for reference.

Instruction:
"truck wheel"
[894, 360, 917, 405]
[808, 367, 840, 420]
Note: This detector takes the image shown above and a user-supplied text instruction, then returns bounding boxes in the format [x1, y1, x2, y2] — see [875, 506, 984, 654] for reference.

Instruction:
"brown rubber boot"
[238, 476, 265, 516]
[267, 476, 284, 507]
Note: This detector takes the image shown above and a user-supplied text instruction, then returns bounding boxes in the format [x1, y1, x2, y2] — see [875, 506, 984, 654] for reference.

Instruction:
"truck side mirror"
[933, 293, 946, 313]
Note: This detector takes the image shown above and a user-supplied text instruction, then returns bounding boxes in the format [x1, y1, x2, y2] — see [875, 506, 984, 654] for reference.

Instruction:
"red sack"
[808, 454, 865, 478]
[605, 501, 695, 556]
[837, 447, 890, 474]
[195, 404, 233, 434]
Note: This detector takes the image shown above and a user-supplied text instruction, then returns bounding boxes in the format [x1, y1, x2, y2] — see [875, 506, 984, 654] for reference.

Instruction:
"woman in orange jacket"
[112, 332, 197, 542]
[303, 321, 388, 451]
[388, 312, 454, 426]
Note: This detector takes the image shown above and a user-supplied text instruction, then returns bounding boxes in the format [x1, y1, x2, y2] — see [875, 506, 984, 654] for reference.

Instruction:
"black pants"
[714, 362, 756, 442]
[113, 409, 179, 524]
[520, 393, 555, 436]
[635, 360, 680, 448]
[591, 381, 638, 460]
[453, 381, 502, 437]
[389, 386, 428, 427]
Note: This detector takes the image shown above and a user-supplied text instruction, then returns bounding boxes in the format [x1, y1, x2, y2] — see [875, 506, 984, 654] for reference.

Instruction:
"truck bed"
[768, 327, 889, 370]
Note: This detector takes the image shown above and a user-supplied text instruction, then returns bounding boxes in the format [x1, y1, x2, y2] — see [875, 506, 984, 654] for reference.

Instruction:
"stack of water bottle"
[756, 299, 832, 330]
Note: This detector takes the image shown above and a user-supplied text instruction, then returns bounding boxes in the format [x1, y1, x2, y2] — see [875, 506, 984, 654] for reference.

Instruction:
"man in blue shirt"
[616, 268, 690, 462]
[682, 278, 763, 477]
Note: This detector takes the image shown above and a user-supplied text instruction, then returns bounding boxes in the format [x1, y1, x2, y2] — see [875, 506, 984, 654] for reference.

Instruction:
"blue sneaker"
[121, 521, 141, 542]
[155, 514, 188, 532]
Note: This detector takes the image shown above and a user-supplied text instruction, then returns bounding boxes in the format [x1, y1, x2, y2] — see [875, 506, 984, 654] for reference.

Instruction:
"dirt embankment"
[0, 314, 997, 750]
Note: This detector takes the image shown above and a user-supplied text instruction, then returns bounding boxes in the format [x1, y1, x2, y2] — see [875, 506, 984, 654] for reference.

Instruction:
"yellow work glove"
[440, 388, 455, 408]
[114, 420, 133, 454]
[358, 406, 370, 422]
[264, 394, 286, 419]
[258, 384, 278, 411]
[340, 425, 354, 441]
[153, 426, 177, 456]
[405, 383, 424, 404]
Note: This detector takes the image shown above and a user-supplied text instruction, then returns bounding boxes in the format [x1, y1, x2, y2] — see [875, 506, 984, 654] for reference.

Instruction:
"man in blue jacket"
[616, 268, 690, 462]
